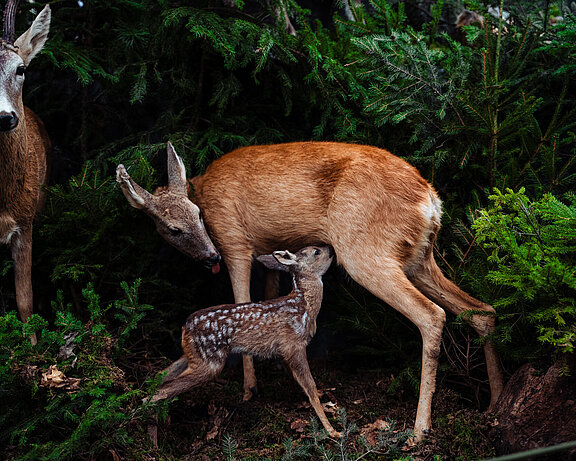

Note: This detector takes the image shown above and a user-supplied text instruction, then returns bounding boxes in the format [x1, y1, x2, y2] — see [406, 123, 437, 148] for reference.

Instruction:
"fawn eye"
[168, 226, 183, 236]
[16, 65, 26, 76]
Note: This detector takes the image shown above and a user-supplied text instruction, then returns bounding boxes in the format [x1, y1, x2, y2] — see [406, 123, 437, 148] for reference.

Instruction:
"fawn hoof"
[243, 386, 258, 401]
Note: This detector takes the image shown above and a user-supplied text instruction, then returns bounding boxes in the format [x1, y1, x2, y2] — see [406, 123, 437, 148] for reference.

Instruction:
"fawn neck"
[292, 272, 324, 319]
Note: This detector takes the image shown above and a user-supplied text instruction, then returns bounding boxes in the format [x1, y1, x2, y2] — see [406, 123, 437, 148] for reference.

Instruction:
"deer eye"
[16, 65, 26, 76]
[168, 226, 183, 236]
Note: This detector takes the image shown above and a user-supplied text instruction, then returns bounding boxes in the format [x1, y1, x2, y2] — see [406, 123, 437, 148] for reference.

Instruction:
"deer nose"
[0, 112, 18, 132]
[208, 253, 221, 266]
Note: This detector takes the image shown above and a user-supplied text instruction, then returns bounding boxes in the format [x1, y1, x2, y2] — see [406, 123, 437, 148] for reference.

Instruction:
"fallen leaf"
[360, 418, 392, 446]
[290, 419, 309, 433]
[40, 365, 81, 391]
[57, 332, 79, 361]
[206, 402, 229, 441]
[322, 401, 339, 414]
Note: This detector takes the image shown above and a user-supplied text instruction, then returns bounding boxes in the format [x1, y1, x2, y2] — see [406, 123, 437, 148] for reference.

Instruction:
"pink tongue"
[211, 263, 221, 275]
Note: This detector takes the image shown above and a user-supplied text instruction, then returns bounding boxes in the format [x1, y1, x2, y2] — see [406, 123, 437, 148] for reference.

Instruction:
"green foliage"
[1, 0, 575, 458]
[354, 30, 472, 159]
[0, 281, 155, 460]
[473, 188, 576, 356]
[352, 8, 576, 195]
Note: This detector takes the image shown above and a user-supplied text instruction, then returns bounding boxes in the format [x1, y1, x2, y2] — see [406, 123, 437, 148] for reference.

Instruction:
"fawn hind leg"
[146, 355, 225, 446]
[406, 255, 504, 409]
[151, 355, 225, 402]
[284, 347, 342, 438]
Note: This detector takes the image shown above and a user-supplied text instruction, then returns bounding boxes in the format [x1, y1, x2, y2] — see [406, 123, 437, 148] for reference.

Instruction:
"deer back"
[191, 142, 440, 265]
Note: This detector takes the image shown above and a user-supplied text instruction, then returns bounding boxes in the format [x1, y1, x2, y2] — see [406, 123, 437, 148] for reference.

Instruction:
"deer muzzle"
[0, 111, 18, 132]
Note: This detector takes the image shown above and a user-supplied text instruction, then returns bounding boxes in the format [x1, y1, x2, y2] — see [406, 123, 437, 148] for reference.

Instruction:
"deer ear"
[116, 164, 153, 209]
[256, 254, 290, 272]
[14, 5, 51, 66]
[166, 142, 188, 195]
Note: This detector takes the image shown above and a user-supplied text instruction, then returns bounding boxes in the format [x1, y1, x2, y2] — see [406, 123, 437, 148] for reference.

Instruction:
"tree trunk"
[490, 355, 576, 460]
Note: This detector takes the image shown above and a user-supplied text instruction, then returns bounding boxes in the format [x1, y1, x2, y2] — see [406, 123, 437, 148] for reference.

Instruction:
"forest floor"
[145, 356, 497, 460]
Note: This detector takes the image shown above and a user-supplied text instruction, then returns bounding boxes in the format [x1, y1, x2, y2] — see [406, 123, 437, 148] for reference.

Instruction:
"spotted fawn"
[149, 245, 340, 437]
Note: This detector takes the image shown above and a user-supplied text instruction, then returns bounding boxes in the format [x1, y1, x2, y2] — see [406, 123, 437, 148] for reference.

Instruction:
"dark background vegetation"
[1, 0, 575, 459]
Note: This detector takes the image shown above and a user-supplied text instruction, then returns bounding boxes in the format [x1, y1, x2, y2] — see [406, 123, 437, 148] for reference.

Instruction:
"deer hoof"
[404, 429, 429, 448]
[242, 386, 258, 401]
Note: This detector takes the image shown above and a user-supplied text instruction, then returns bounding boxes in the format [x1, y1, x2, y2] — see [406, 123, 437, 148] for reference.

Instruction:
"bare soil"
[145, 355, 497, 460]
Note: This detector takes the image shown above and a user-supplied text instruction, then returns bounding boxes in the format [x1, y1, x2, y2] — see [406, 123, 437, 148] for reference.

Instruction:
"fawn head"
[257, 246, 333, 277]
[0, 1, 50, 132]
[116, 142, 221, 272]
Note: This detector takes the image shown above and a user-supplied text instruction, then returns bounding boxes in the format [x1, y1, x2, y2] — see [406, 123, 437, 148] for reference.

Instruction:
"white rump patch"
[421, 191, 442, 227]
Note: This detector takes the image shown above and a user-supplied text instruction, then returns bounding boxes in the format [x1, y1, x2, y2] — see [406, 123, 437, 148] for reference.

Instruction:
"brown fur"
[185, 141, 504, 443]
[0, 7, 51, 342]
[149, 246, 341, 438]
[116, 143, 220, 267]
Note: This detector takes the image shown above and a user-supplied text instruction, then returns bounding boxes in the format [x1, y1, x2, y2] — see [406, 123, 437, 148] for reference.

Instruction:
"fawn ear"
[116, 164, 154, 209]
[272, 250, 298, 268]
[256, 253, 291, 272]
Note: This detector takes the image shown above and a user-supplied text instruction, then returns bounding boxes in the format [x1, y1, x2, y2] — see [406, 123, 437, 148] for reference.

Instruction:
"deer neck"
[292, 273, 324, 319]
[0, 123, 28, 214]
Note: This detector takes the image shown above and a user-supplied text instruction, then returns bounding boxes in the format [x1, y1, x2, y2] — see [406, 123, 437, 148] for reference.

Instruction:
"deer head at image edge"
[0, 0, 51, 344]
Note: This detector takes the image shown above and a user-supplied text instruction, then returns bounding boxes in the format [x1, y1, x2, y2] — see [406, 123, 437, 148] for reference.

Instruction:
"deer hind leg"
[11, 228, 36, 345]
[226, 253, 259, 400]
[159, 355, 189, 384]
[406, 255, 504, 410]
[283, 347, 341, 438]
[151, 354, 225, 402]
[146, 355, 223, 447]
[343, 259, 446, 443]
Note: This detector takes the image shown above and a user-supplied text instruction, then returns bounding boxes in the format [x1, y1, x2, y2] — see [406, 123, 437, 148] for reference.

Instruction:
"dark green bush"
[0, 281, 157, 460]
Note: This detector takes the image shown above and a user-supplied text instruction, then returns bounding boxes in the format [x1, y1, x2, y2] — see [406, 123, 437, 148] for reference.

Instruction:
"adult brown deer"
[148, 245, 340, 438]
[121, 141, 504, 443]
[0, 0, 51, 343]
[116, 143, 221, 271]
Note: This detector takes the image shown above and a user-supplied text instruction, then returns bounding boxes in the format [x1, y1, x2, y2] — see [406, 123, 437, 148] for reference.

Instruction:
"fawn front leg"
[284, 348, 342, 438]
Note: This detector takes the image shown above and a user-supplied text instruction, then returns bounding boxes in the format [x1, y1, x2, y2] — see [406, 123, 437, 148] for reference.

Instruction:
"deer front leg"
[284, 347, 342, 438]
[226, 254, 258, 400]
[11, 228, 36, 345]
